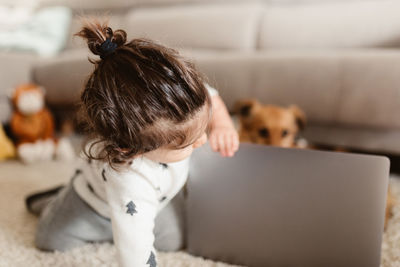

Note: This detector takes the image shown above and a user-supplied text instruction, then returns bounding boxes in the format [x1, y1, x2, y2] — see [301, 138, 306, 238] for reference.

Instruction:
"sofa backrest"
[64, 0, 400, 51]
[258, 0, 400, 49]
[124, 3, 263, 51]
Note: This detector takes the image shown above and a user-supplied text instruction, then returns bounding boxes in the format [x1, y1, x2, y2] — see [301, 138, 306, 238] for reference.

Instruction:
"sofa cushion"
[32, 48, 91, 105]
[33, 47, 400, 132]
[184, 49, 400, 130]
[259, 0, 400, 49]
[0, 51, 38, 90]
[125, 3, 263, 50]
[184, 49, 342, 124]
[335, 49, 400, 129]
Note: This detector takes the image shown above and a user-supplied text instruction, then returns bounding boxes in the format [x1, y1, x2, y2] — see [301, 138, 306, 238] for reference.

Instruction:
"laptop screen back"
[187, 144, 389, 267]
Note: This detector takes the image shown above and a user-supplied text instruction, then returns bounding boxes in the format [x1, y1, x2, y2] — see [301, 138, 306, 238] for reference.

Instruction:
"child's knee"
[154, 232, 184, 252]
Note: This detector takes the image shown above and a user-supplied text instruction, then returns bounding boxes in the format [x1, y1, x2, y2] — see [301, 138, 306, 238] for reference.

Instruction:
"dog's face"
[235, 99, 306, 148]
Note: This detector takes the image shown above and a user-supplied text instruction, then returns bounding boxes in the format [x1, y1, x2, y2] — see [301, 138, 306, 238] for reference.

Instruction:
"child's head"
[76, 19, 211, 166]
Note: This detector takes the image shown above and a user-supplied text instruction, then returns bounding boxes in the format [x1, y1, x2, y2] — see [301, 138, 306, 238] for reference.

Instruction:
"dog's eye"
[281, 130, 289, 137]
[258, 128, 269, 138]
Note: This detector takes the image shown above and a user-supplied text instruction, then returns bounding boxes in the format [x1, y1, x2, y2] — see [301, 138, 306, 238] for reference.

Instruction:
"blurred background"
[1, 0, 400, 171]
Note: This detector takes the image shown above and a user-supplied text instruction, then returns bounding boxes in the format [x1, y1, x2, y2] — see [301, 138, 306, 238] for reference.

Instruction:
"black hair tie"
[100, 38, 117, 59]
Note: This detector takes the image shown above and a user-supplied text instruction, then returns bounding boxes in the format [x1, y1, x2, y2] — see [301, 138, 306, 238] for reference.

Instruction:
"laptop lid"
[187, 143, 390, 267]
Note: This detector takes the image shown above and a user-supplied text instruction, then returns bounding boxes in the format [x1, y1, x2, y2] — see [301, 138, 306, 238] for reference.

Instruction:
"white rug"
[0, 159, 399, 267]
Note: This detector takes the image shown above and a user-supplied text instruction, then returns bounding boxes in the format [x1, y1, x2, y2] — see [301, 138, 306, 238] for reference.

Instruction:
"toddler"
[26, 19, 238, 267]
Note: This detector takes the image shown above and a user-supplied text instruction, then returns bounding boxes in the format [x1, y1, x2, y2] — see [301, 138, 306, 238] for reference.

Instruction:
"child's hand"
[209, 125, 239, 157]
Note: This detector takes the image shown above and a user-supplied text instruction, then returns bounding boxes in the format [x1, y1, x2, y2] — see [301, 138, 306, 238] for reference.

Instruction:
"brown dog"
[235, 98, 393, 228]
[234, 99, 306, 148]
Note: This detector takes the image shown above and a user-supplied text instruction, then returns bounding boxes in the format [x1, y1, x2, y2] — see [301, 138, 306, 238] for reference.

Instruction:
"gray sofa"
[2, 0, 400, 154]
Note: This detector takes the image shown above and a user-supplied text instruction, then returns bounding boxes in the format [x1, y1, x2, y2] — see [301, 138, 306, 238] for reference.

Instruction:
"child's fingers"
[218, 134, 226, 155]
[209, 130, 239, 157]
[209, 134, 218, 151]
[229, 133, 239, 156]
[231, 132, 239, 152]
[224, 134, 233, 157]
[228, 134, 237, 156]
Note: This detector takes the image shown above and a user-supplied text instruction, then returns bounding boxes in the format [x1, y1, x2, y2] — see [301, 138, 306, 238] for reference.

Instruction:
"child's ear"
[289, 105, 306, 130]
[234, 99, 261, 118]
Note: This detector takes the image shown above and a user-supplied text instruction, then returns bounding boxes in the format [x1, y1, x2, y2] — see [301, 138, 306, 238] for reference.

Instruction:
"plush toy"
[234, 99, 307, 148]
[10, 83, 75, 163]
[0, 124, 16, 160]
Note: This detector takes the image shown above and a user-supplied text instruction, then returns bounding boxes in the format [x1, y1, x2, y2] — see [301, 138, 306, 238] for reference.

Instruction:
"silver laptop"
[187, 143, 390, 267]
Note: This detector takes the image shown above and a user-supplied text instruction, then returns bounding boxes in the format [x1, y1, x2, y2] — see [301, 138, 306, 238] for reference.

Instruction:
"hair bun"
[75, 18, 127, 60]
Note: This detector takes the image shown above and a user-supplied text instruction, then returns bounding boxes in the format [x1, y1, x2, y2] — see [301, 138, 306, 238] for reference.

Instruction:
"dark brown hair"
[75, 19, 211, 167]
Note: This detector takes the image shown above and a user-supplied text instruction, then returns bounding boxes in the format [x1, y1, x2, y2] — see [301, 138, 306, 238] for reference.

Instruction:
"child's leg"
[30, 181, 186, 252]
[35, 181, 113, 251]
[153, 190, 186, 251]
[26, 185, 64, 216]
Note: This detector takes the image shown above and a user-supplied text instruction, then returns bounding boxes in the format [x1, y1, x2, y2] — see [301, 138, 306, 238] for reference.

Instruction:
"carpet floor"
[0, 159, 399, 267]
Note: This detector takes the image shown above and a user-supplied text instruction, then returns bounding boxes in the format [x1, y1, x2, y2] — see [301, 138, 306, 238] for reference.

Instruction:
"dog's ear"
[289, 105, 306, 130]
[234, 99, 261, 117]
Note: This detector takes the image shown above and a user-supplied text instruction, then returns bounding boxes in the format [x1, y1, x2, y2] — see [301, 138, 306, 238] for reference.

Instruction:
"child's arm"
[103, 166, 159, 267]
[209, 94, 239, 157]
